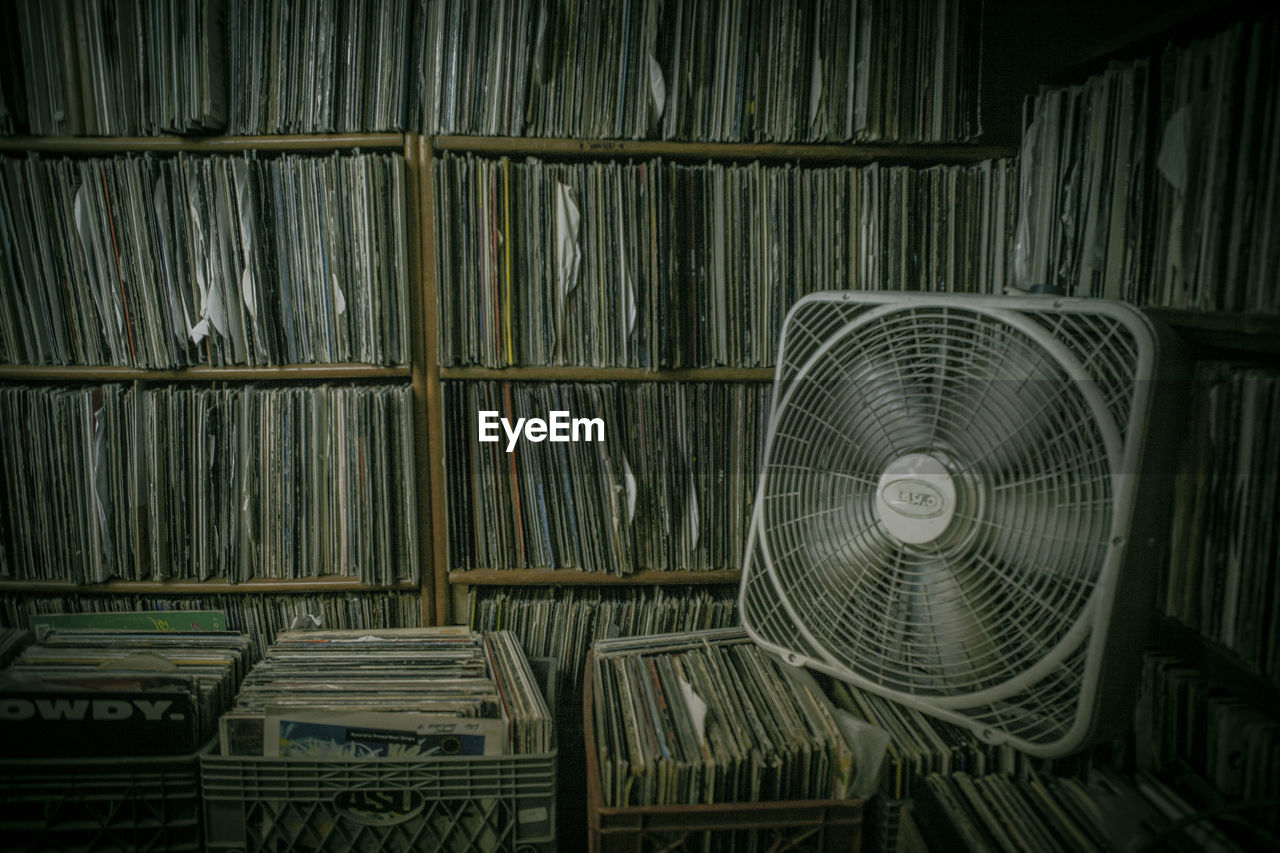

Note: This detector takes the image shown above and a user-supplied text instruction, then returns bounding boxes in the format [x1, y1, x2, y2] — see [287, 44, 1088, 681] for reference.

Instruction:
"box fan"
[740, 292, 1179, 757]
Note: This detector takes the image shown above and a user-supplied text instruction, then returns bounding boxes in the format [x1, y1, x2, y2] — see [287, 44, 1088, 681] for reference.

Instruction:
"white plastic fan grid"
[742, 292, 1157, 757]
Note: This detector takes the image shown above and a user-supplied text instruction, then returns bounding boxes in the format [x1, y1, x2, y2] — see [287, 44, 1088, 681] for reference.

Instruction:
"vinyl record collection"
[828, 680, 1038, 801]
[507, 0, 982, 142]
[590, 628, 855, 807]
[0, 151, 408, 367]
[1163, 363, 1280, 683]
[6, 0, 984, 141]
[915, 767, 1240, 852]
[1149, 16, 1280, 313]
[224, 0, 419, 134]
[435, 154, 1018, 368]
[1015, 14, 1280, 312]
[0, 383, 417, 585]
[445, 381, 768, 574]
[218, 628, 549, 758]
[468, 586, 739, 692]
[0, 628, 252, 758]
[12, 0, 228, 136]
[1014, 59, 1150, 301]
[0, 592, 423, 658]
[1136, 652, 1279, 826]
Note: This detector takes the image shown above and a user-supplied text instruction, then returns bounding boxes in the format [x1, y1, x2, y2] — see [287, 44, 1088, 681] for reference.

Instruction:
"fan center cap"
[875, 454, 957, 544]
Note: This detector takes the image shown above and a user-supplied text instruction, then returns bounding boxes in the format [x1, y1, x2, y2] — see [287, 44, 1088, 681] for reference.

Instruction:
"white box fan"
[740, 292, 1181, 757]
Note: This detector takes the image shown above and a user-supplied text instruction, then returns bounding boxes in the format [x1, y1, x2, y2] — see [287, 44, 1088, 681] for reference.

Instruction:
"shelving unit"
[0, 365, 411, 382]
[423, 135, 1020, 625]
[0, 134, 406, 153]
[433, 135, 1016, 164]
[5, 128, 1278, 640]
[449, 569, 742, 586]
[0, 131, 434, 625]
[0, 577, 419, 595]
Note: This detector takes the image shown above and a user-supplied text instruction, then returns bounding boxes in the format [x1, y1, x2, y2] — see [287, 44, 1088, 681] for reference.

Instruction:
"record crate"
[583, 651, 865, 853]
[201, 656, 559, 853]
[0, 742, 207, 852]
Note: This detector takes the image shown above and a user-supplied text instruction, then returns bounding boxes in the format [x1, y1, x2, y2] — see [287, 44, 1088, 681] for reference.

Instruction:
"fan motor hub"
[875, 454, 957, 544]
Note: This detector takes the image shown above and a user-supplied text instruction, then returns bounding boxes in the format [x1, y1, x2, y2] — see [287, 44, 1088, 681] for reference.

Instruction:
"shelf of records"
[443, 381, 768, 576]
[913, 766, 1263, 852]
[1138, 652, 1280, 824]
[431, 136, 1018, 164]
[0, 150, 410, 368]
[0, 591, 424, 656]
[452, 569, 743, 586]
[468, 586, 741, 693]
[914, 650, 1280, 850]
[0, 364, 413, 382]
[0, 382, 418, 586]
[1162, 361, 1280, 687]
[433, 152, 1019, 368]
[7, 0, 983, 143]
[1015, 13, 1280, 319]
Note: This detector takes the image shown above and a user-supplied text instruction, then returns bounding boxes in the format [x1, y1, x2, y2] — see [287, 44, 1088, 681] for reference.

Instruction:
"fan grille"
[758, 304, 1120, 699]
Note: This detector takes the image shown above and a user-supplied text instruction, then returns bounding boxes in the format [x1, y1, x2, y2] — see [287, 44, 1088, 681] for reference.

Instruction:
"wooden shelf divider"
[0, 133, 405, 154]
[433, 135, 1017, 163]
[1151, 614, 1280, 706]
[450, 569, 742, 586]
[1147, 308, 1280, 355]
[0, 577, 420, 595]
[0, 364, 412, 382]
[439, 365, 776, 382]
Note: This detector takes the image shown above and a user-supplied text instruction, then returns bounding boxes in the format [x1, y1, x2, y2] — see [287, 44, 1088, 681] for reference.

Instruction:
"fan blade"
[972, 472, 1111, 605]
[881, 553, 1003, 692]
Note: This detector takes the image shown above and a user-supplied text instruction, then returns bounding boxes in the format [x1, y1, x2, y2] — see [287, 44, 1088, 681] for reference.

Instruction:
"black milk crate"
[201, 750, 557, 853]
[0, 744, 206, 852]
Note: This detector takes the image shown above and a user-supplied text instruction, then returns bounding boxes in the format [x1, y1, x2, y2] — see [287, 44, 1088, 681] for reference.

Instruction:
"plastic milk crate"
[200, 656, 559, 853]
[0, 743, 207, 852]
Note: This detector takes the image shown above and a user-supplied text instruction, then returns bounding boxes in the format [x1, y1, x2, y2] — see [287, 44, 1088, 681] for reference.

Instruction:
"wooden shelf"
[0, 133, 406, 154]
[433, 135, 1017, 164]
[0, 364, 412, 382]
[0, 577, 420, 595]
[450, 569, 742, 586]
[1147, 309, 1280, 355]
[1151, 614, 1280, 706]
[439, 366, 775, 382]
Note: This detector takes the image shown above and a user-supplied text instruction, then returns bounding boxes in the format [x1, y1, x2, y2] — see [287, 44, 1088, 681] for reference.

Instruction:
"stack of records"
[1137, 652, 1279, 824]
[13, 0, 227, 135]
[219, 628, 551, 758]
[590, 628, 854, 807]
[0, 383, 417, 586]
[1014, 60, 1150, 301]
[0, 152, 408, 368]
[469, 586, 739, 693]
[435, 154, 1018, 369]
[445, 382, 768, 575]
[225, 0, 419, 134]
[829, 681, 1037, 800]
[0, 628, 252, 757]
[1164, 363, 1280, 683]
[1149, 15, 1280, 313]
[917, 767, 1258, 852]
